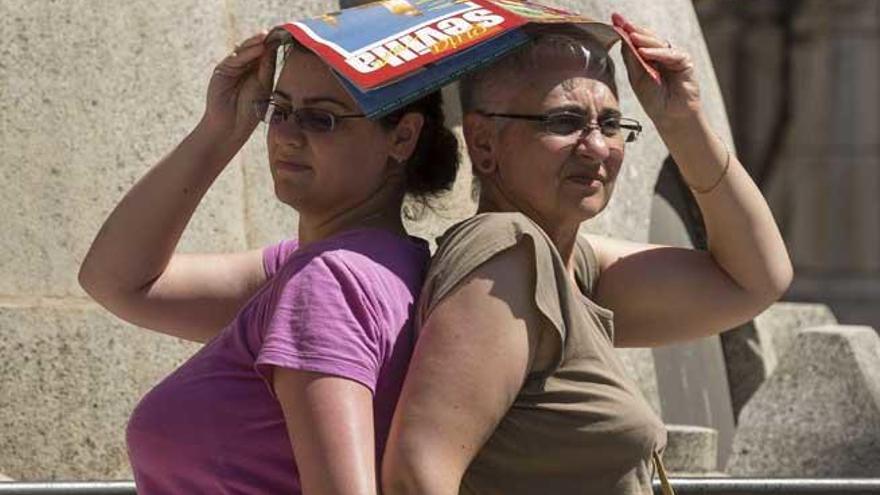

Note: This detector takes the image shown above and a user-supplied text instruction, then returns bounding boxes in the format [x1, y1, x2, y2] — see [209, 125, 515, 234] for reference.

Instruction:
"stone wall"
[0, 0, 731, 479]
[1, 0, 337, 480]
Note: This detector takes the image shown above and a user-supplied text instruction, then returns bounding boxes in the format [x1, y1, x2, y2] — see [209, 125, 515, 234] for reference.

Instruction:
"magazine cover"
[266, 0, 654, 117]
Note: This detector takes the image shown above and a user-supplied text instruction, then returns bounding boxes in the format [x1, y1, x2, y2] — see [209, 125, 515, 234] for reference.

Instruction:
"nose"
[268, 118, 307, 149]
[574, 127, 611, 161]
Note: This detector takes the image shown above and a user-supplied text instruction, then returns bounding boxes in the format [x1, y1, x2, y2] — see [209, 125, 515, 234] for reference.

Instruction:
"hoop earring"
[476, 159, 494, 174]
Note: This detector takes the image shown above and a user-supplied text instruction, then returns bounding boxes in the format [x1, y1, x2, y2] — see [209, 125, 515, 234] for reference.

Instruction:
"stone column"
[699, 0, 880, 329]
[763, 0, 880, 330]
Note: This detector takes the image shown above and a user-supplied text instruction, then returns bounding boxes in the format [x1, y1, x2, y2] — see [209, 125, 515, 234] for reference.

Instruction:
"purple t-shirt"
[126, 229, 429, 494]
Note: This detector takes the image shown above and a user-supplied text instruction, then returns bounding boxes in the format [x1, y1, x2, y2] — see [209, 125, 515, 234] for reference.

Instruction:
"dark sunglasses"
[479, 110, 643, 142]
[253, 99, 366, 133]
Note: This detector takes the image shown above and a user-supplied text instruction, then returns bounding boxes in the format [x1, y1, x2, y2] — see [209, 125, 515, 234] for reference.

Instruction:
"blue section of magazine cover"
[300, 0, 479, 55]
[340, 27, 529, 118]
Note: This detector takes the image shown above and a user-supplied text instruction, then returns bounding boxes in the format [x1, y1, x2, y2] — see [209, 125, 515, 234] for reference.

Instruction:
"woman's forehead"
[536, 76, 620, 112]
[275, 51, 357, 108]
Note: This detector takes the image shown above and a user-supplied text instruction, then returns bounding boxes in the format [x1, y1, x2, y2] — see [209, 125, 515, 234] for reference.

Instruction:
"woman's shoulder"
[272, 229, 429, 298]
[422, 212, 563, 316]
[262, 238, 300, 279]
[442, 211, 547, 239]
[434, 212, 554, 262]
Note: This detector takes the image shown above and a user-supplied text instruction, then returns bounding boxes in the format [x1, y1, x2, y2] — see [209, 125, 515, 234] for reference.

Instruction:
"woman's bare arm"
[590, 17, 793, 347]
[79, 32, 276, 342]
[274, 369, 377, 495]
[588, 114, 792, 348]
[588, 221, 787, 348]
[382, 242, 544, 495]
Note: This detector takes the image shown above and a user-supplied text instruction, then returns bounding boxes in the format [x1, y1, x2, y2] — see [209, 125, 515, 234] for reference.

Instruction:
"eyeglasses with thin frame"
[253, 98, 366, 133]
[478, 110, 643, 143]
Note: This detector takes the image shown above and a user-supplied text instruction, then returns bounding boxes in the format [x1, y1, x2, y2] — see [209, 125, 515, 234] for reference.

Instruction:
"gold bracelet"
[686, 138, 732, 195]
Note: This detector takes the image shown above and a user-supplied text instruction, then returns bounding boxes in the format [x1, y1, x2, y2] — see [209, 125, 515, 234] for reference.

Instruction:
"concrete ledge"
[664, 424, 719, 475]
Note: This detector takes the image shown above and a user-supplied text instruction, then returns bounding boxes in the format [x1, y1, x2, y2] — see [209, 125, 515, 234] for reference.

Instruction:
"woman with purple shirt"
[78, 29, 459, 494]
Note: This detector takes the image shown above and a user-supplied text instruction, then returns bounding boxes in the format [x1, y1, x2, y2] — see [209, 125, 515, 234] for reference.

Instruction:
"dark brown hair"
[379, 91, 459, 201]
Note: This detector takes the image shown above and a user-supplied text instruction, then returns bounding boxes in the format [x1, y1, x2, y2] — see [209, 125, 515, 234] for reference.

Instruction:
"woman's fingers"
[629, 23, 662, 40]
[637, 47, 692, 71]
[217, 31, 271, 71]
[611, 12, 631, 31]
[224, 43, 266, 67]
[234, 30, 270, 52]
[238, 31, 267, 47]
[629, 31, 668, 50]
[613, 12, 660, 38]
[613, 13, 669, 47]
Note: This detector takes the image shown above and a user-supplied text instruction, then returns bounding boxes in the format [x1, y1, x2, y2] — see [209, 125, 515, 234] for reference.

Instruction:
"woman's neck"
[297, 196, 406, 246]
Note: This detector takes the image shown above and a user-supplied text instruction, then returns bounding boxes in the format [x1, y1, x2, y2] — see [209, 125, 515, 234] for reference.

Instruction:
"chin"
[575, 195, 609, 220]
[273, 183, 310, 211]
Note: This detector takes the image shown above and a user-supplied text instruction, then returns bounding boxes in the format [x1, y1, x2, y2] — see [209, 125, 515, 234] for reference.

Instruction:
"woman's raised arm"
[588, 16, 793, 347]
[79, 31, 276, 342]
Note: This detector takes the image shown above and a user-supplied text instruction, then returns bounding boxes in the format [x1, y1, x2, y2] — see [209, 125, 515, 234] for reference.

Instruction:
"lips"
[565, 173, 605, 186]
[274, 160, 311, 172]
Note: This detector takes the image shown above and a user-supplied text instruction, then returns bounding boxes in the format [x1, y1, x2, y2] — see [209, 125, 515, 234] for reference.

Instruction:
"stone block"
[752, 302, 838, 374]
[663, 424, 719, 475]
[722, 302, 837, 417]
[0, 0, 248, 298]
[0, 303, 199, 480]
[788, 273, 880, 336]
[727, 325, 880, 476]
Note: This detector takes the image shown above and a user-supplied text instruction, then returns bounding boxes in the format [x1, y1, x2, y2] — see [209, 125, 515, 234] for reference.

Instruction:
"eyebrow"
[545, 105, 622, 119]
[272, 90, 351, 111]
[545, 104, 589, 114]
[598, 108, 623, 120]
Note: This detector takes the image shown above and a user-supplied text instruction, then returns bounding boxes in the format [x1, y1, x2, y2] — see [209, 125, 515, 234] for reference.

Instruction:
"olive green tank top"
[417, 212, 667, 495]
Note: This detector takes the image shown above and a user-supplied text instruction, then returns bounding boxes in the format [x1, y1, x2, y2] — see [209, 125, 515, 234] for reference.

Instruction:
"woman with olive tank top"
[383, 14, 792, 495]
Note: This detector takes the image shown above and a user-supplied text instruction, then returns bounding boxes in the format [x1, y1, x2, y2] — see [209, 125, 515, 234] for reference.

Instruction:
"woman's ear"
[388, 112, 425, 163]
[463, 113, 497, 175]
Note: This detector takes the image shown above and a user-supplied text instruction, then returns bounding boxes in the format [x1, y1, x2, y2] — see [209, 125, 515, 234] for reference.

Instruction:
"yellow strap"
[652, 451, 675, 495]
